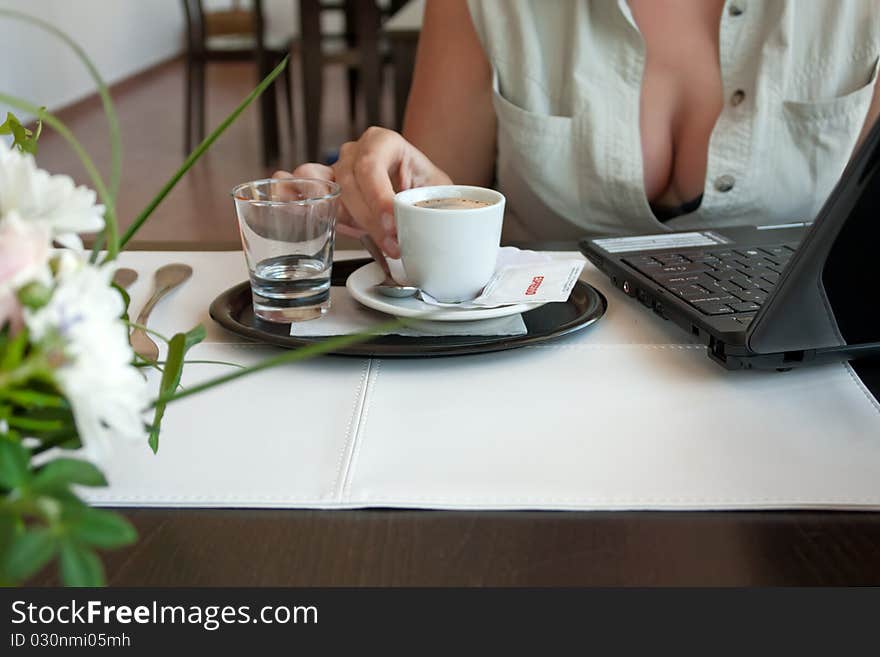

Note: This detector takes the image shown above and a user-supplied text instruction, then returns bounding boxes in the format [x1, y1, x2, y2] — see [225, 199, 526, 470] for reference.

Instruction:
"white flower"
[0, 144, 104, 249]
[25, 253, 150, 459]
[0, 212, 51, 332]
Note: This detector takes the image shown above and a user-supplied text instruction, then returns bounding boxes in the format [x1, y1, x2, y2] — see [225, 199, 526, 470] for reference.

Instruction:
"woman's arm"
[402, 0, 496, 186]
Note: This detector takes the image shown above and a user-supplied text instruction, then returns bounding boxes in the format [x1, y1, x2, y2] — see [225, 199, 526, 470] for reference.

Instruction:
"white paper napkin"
[288, 287, 527, 337]
[391, 247, 585, 308]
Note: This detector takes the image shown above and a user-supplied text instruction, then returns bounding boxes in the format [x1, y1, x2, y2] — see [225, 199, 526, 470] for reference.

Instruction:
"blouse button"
[730, 89, 746, 106]
[714, 175, 736, 193]
[729, 4, 744, 16]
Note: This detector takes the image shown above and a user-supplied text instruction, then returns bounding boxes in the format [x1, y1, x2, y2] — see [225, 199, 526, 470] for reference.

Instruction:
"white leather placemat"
[82, 251, 880, 510]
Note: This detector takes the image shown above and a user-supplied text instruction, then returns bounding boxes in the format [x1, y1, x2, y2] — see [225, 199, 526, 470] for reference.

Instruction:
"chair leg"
[282, 61, 296, 165]
[257, 56, 280, 168]
[354, 0, 382, 128]
[184, 57, 193, 155]
[195, 60, 207, 145]
[300, 0, 323, 162]
[347, 68, 359, 129]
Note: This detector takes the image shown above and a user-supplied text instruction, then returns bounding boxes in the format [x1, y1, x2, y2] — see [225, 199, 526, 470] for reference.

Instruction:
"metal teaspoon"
[359, 233, 419, 298]
[130, 264, 193, 362]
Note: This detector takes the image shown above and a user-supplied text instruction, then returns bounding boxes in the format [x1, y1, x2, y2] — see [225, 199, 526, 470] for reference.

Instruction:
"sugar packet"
[417, 251, 585, 308]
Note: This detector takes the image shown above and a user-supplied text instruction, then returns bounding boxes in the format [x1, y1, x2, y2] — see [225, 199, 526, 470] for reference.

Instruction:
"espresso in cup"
[413, 197, 495, 210]
[394, 186, 505, 302]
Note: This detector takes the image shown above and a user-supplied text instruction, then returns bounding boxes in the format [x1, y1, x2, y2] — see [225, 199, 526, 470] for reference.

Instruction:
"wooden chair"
[299, 0, 406, 163]
[181, 0, 295, 166]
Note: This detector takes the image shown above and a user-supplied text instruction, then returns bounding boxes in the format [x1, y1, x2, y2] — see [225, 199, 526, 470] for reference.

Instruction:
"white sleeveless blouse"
[466, 0, 880, 239]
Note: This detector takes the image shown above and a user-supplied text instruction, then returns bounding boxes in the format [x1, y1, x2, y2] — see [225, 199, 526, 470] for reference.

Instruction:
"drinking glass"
[232, 178, 340, 322]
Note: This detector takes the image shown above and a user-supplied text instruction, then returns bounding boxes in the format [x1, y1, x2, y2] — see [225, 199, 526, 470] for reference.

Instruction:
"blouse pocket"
[782, 56, 879, 124]
[491, 84, 573, 140]
[776, 56, 878, 220]
[491, 80, 581, 233]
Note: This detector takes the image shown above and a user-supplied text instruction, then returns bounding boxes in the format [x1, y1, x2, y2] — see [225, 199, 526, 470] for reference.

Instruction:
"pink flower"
[0, 212, 50, 333]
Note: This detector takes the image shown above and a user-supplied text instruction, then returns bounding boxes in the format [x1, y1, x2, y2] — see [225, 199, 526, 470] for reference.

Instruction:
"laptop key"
[652, 272, 702, 285]
[733, 289, 767, 304]
[623, 256, 663, 270]
[690, 299, 735, 315]
[658, 263, 710, 275]
[729, 301, 761, 312]
[669, 284, 713, 300]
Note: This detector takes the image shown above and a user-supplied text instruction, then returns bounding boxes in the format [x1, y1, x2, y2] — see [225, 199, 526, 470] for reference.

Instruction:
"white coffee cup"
[393, 185, 505, 302]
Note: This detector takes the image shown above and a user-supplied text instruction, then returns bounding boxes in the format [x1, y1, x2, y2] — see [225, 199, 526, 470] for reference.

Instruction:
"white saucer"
[346, 262, 544, 322]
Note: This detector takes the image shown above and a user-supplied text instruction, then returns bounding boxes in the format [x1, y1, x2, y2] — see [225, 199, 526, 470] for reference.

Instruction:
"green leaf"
[68, 508, 136, 549]
[0, 388, 68, 409]
[148, 333, 186, 453]
[33, 459, 107, 493]
[6, 416, 65, 432]
[184, 324, 207, 351]
[3, 528, 57, 581]
[0, 111, 38, 154]
[147, 327, 203, 453]
[0, 328, 29, 371]
[112, 283, 131, 322]
[17, 281, 53, 309]
[59, 539, 104, 587]
[0, 440, 31, 489]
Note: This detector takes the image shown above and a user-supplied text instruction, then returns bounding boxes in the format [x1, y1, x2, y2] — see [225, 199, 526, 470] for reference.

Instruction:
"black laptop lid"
[747, 117, 880, 354]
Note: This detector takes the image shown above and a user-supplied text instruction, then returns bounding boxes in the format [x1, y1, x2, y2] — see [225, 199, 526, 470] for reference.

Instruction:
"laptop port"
[783, 350, 805, 363]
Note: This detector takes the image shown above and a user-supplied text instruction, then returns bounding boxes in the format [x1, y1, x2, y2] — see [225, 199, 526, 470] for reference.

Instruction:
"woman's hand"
[276, 127, 452, 258]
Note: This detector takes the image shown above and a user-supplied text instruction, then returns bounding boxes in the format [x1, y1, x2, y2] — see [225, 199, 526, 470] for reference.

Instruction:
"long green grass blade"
[0, 9, 122, 200]
[117, 57, 289, 253]
[0, 93, 119, 260]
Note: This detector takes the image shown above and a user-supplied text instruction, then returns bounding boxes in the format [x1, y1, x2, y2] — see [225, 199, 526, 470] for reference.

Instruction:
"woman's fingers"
[272, 164, 363, 238]
[280, 126, 451, 258]
[333, 132, 403, 257]
[290, 163, 334, 179]
[352, 127, 402, 229]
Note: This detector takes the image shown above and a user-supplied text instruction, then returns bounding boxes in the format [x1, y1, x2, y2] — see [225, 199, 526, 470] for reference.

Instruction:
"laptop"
[579, 117, 880, 370]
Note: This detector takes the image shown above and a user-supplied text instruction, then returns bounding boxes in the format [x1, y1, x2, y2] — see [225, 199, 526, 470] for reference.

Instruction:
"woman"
[279, 0, 880, 258]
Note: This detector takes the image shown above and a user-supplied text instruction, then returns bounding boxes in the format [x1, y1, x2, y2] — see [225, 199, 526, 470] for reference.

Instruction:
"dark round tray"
[209, 259, 607, 357]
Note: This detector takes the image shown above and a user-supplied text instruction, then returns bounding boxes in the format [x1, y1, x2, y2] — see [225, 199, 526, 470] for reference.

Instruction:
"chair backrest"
[181, 0, 265, 55]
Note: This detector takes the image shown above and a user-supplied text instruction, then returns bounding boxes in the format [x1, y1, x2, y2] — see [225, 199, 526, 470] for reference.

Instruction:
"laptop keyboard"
[622, 245, 796, 320]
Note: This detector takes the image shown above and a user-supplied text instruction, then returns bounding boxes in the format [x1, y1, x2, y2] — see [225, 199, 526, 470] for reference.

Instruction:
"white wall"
[0, 0, 302, 127]
[0, 0, 184, 122]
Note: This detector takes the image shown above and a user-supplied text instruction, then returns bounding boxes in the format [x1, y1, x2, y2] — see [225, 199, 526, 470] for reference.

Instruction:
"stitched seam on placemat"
[844, 362, 880, 415]
[341, 359, 381, 501]
[331, 359, 372, 501]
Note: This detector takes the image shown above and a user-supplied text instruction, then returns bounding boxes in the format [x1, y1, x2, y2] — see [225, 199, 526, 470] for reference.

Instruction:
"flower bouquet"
[0, 10, 389, 586]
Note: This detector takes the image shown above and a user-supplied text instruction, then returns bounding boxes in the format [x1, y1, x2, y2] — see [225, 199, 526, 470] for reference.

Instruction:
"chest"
[627, 0, 727, 205]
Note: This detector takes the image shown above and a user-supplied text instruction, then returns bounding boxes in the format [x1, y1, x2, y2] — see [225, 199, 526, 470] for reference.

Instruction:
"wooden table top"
[30, 242, 880, 586]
